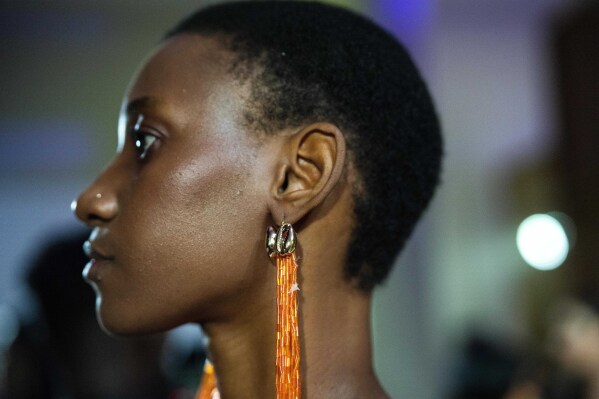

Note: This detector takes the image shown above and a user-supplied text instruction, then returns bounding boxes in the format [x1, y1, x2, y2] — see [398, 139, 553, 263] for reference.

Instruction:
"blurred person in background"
[546, 295, 599, 399]
[448, 332, 586, 399]
[1, 229, 203, 399]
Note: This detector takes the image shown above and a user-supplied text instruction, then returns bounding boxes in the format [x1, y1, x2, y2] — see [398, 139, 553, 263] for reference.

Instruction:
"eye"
[133, 131, 157, 160]
[130, 115, 158, 160]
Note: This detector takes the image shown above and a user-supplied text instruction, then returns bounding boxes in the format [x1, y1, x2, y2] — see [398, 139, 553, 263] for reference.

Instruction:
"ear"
[268, 122, 347, 224]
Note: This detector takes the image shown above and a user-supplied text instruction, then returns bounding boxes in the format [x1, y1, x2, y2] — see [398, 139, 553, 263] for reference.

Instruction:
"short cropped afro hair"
[167, 1, 442, 291]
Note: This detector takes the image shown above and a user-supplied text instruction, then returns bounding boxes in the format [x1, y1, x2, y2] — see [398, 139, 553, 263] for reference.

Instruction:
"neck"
[201, 266, 276, 398]
[200, 178, 389, 398]
[299, 282, 385, 398]
[200, 266, 387, 398]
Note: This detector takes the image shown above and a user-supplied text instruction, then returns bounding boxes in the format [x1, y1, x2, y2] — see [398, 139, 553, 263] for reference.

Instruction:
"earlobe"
[268, 123, 347, 224]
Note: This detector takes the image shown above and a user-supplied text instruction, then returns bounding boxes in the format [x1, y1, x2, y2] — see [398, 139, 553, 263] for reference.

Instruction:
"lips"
[83, 239, 112, 260]
[82, 239, 114, 283]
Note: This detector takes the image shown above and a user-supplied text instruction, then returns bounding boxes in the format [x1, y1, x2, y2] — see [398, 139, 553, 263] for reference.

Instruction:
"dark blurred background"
[1, 0, 598, 398]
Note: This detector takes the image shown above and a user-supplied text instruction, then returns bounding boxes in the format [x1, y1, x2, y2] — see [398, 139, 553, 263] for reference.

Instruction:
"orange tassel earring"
[266, 222, 301, 399]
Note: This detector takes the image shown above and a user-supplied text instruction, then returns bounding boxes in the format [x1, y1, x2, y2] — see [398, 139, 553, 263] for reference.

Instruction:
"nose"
[73, 172, 119, 226]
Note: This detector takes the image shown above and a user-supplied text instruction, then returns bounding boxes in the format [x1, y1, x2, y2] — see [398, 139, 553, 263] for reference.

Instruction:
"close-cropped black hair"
[167, 1, 442, 291]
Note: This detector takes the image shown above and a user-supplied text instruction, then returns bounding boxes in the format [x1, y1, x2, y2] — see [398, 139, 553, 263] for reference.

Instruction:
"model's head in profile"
[73, 1, 442, 398]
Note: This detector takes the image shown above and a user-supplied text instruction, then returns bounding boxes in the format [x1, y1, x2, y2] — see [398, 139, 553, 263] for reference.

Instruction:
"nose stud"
[95, 193, 102, 199]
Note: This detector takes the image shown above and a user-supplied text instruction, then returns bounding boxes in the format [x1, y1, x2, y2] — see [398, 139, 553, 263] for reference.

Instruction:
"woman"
[73, 2, 442, 398]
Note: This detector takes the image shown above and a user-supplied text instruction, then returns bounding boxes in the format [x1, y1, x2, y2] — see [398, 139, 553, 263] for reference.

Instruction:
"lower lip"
[82, 259, 110, 282]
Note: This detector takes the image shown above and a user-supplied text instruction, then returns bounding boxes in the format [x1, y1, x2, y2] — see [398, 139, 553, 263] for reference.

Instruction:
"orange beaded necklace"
[195, 361, 218, 399]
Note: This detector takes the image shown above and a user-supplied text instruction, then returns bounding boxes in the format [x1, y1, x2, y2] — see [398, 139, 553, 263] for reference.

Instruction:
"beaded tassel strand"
[276, 251, 301, 399]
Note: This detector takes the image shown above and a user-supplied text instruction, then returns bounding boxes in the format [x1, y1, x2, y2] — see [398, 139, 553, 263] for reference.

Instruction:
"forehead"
[125, 34, 241, 117]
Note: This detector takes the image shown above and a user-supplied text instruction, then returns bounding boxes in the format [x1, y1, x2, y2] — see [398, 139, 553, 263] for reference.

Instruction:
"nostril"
[87, 213, 105, 223]
[74, 190, 119, 225]
[72, 194, 105, 224]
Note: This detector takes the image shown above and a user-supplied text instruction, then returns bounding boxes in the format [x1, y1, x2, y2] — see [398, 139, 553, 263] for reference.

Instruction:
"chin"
[97, 312, 165, 337]
[94, 296, 129, 337]
[94, 296, 167, 337]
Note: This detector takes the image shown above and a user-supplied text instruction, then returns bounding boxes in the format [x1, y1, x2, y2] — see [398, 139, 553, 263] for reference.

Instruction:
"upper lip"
[83, 240, 114, 261]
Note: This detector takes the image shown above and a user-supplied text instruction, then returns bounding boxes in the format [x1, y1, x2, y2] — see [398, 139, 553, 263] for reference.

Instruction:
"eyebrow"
[126, 96, 155, 115]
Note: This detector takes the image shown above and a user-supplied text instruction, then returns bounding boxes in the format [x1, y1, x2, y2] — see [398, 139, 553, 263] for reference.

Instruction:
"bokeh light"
[517, 213, 570, 271]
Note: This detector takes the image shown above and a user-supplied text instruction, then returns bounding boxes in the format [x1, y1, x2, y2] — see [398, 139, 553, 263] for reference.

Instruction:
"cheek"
[99, 151, 269, 333]
[147, 154, 266, 275]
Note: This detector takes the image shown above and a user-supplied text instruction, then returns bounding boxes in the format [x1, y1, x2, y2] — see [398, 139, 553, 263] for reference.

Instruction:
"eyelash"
[130, 115, 158, 160]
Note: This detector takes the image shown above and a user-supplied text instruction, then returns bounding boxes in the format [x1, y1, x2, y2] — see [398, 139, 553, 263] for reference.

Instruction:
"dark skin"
[74, 35, 390, 399]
